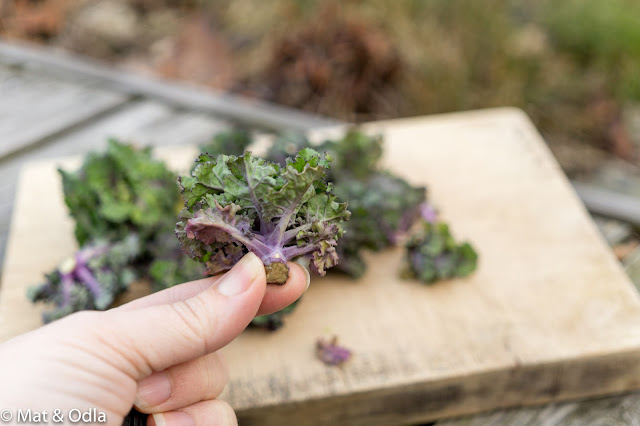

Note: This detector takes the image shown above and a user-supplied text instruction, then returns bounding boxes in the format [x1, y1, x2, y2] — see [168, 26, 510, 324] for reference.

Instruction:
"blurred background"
[3, 0, 640, 179]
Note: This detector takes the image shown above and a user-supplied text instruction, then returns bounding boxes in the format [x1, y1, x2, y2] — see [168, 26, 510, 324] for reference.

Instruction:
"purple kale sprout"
[28, 235, 140, 322]
[316, 336, 352, 366]
[176, 148, 350, 284]
[402, 221, 478, 284]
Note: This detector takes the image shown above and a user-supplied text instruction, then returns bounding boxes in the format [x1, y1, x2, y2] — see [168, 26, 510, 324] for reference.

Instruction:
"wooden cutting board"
[3, 108, 640, 425]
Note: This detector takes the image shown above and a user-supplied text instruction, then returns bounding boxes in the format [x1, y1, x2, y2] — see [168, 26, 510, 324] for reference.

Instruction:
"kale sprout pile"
[29, 140, 204, 322]
[29, 129, 478, 329]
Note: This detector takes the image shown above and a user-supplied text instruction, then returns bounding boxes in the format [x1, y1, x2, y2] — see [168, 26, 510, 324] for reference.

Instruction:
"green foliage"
[60, 139, 180, 246]
[542, 0, 640, 100]
[543, 0, 640, 63]
[403, 221, 478, 284]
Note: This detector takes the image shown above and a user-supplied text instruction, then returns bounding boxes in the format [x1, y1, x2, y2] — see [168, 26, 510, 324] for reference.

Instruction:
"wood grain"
[437, 391, 640, 426]
[2, 109, 640, 425]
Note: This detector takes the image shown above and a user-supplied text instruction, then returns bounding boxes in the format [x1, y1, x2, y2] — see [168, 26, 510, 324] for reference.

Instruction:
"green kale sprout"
[59, 139, 179, 245]
[402, 221, 478, 283]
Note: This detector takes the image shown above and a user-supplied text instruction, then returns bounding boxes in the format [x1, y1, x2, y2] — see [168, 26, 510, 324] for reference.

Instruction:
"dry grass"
[202, 0, 640, 174]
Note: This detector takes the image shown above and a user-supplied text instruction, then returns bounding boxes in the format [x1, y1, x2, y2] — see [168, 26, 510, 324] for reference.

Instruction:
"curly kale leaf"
[60, 139, 179, 246]
[28, 235, 141, 323]
[402, 221, 478, 284]
[177, 149, 350, 284]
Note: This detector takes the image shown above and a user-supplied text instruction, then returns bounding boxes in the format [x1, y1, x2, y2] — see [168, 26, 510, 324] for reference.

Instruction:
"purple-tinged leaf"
[316, 336, 352, 366]
[177, 149, 350, 284]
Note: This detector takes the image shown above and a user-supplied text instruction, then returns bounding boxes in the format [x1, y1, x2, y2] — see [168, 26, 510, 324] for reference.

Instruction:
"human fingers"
[115, 276, 223, 312]
[117, 262, 308, 317]
[149, 400, 236, 426]
[255, 261, 309, 316]
[134, 352, 227, 414]
[102, 253, 266, 378]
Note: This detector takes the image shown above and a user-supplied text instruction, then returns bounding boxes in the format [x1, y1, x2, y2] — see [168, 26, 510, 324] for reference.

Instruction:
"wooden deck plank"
[0, 64, 128, 159]
[572, 182, 640, 227]
[437, 392, 640, 426]
[124, 110, 230, 148]
[0, 99, 230, 278]
[0, 41, 341, 131]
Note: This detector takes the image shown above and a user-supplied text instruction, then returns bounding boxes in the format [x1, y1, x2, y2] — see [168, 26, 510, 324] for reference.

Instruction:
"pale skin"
[0, 253, 309, 426]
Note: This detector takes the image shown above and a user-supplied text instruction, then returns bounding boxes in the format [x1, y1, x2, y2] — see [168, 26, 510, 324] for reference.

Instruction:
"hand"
[0, 253, 308, 425]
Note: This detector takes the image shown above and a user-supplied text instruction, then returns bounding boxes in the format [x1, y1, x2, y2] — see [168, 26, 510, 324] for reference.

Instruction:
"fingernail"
[134, 372, 172, 409]
[150, 411, 194, 426]
[217, 252, 262, 296]
[293, 257, 311, 292]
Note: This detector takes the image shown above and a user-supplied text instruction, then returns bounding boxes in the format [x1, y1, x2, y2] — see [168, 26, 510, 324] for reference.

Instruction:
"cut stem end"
[265, 262, 289, 285]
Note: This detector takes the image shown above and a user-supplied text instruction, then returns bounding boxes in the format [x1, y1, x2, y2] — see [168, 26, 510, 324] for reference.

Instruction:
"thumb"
[101, 253, 266, 378]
